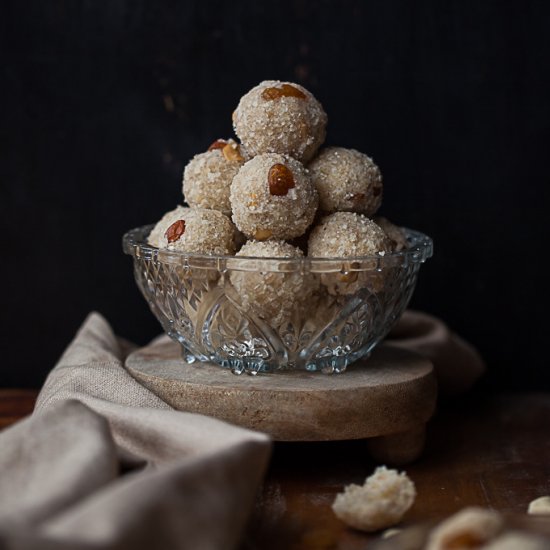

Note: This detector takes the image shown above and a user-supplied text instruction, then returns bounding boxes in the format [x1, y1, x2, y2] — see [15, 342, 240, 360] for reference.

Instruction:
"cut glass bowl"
[123, 225, 432, 375]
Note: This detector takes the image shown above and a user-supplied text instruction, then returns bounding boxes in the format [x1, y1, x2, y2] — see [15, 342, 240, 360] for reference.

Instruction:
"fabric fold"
[0, 400, 118, 530]
[387, 310, 485, 395]
[1, 312, 272, 550]
[0, 309, 484, 549]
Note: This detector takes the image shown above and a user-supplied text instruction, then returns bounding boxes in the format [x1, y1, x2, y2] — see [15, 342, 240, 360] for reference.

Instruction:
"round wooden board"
[126, 338, 437, 445]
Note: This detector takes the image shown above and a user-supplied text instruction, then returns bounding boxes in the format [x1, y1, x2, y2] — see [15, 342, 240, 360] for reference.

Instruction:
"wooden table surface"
[2, 389, 550, 548]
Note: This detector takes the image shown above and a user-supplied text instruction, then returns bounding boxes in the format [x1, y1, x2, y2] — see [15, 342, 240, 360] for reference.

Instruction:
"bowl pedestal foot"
[366, 424, 427, 465]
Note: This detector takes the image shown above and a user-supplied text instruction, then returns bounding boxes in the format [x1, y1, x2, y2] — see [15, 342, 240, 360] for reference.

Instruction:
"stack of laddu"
[148, 80, 408, 325]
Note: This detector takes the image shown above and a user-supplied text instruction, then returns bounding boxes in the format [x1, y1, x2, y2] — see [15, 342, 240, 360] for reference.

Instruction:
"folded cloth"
[0, 309, 484, 550]
[0, 312, 271, 550]
[387, 310, 486, 396]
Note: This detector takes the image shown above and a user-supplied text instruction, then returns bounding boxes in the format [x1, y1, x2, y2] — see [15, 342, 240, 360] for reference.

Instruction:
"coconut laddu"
[147, 205, 191, 248]
[182, 139, 245, 215]
[229, 240, 316, 326]
[233, 80, 327, 163]
[308, 212, 392, 295]
[150, 79, 410, 304]
[150, 207, 236, 256]
[308, 212, 390, 259]
[230, 153, 318, 241]
[308, 147, 383, 216]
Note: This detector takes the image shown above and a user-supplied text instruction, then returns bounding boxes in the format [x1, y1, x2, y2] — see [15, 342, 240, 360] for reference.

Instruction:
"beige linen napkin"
[387, 310, 485, 395]
[0, 312, 271, 550]
[0, 309, 484, 550]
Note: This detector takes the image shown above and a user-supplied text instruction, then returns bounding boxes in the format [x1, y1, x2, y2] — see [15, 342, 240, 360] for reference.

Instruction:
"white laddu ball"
[308, 147, 383, 215]
[230, 153, 318, 241]
[233, 80, 327, 162]
[147, 205, 191, 248]
[308, 211, 390, 258]
[148, 207, 236, 255]
[308, 212, 391, 295]
[229, 240, 315, 326]
[182, 139, 245, 215]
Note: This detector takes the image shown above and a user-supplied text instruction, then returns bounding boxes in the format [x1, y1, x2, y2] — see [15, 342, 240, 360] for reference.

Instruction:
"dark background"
[1, 1, 549, 389]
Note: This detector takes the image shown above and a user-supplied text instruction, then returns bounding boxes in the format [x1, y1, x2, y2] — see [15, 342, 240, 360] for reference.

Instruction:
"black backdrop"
[2, 1, 549, 389]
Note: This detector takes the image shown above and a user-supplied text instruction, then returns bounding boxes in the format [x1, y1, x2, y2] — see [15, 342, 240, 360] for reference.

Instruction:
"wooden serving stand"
[126, 339, 437, 464]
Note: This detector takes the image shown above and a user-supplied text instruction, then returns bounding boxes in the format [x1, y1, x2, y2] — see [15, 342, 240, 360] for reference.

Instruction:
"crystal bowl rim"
[122, 224, 433, 272]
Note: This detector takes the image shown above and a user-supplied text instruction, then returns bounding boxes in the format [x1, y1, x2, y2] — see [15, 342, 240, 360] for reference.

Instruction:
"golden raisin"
[165, 220, 186, 243]
[208, 139, 227, 151]
[262, 83, 306, 101]
[349, 193, 366, 202]
[268, 163, 295, 196]
[254, 228, 273, 241]
[222, 142, 244, 162]
[338, 262, 360, 283]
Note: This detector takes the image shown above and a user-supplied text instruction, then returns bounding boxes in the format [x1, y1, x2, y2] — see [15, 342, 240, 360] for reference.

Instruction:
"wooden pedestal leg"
[366, 424, 426, 465]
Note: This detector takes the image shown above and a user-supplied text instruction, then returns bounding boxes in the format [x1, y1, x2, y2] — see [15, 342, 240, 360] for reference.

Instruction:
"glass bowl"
[123, 225, 433, 375]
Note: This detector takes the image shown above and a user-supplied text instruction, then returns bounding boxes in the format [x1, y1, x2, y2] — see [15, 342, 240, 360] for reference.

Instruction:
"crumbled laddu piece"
[483, 531, 550, 550]
[150, 207, 236, 255]
[308, 147, 383, 216]
[374, 216, 408, 251]
[230, 240, 317, 326]
[183, 139, 245, 215]
[426, 507, 503, 550]
[230, 153, 318, 241]
[332, 466, 416, 532]
[527, 496, 550, 515]
[233, 80, 327, 162]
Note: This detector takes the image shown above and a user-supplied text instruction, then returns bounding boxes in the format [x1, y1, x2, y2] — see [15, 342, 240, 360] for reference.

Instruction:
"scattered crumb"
[483, 531, 549, 550]
[425, 507, 503, 550]
[527, 496, 550, 515]
[331, 466, 416, 532]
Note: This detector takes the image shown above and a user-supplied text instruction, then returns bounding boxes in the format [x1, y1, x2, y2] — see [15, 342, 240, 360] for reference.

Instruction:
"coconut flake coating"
[151, 207, 236, 255]
[308, 147, 383, 215]
[229, 240, 315, 326]
[183, 142, 245, 214]
[308, 212, 390, 258]
[374, 216, 408, 251]
[230, 153, 318, 241]
[332, 466, 416, 532]
[233, 80, 327, 162]
[308, 212, 391, 295]
[147, 205, 190, 248]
